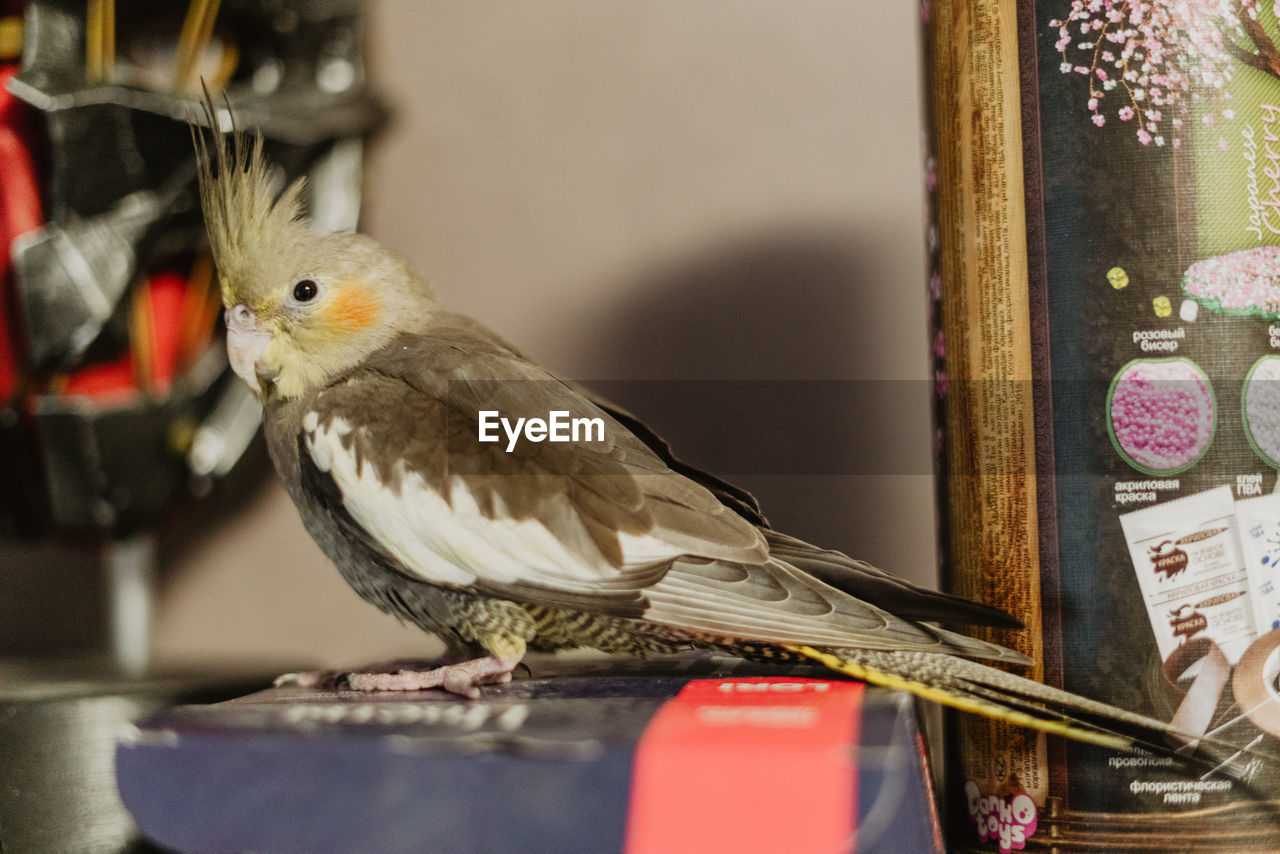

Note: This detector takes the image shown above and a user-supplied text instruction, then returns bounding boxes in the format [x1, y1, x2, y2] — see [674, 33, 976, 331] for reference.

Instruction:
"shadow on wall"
[584, 228, 873, 380]
[575, 226, 937, 583]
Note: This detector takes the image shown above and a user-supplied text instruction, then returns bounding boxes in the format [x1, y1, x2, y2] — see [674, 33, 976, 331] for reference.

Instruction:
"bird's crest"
[190, 86, 309, 306]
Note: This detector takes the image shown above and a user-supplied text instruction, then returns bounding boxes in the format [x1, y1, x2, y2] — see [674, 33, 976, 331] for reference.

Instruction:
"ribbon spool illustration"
[1162, 636, 1234, 741]
[1232, 628, 1280, 738]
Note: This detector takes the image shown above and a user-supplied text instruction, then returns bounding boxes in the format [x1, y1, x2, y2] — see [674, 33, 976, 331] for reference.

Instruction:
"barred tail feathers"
[783, 644, 1178, 753]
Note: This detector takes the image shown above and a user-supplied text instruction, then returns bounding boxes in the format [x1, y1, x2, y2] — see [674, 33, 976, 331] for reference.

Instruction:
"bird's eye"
[292, 278, 320, 303]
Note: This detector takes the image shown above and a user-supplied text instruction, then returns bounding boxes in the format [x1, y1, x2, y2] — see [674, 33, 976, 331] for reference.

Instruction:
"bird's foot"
[271, 658, 467, 691]
[273, 660, 465, 691]
[343, 654, 523, 699]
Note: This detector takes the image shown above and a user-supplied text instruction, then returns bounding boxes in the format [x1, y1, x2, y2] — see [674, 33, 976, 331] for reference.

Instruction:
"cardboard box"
[117, 655, 942, 853]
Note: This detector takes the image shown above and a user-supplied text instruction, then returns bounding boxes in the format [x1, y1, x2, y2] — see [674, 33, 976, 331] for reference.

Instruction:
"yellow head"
[192, 94, 437, 401]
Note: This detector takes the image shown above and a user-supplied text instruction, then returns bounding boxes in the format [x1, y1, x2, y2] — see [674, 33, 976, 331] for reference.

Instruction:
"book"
[117, 654, 942, 854]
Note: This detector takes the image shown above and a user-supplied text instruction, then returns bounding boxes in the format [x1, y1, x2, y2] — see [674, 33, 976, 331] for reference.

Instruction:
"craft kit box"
[925, 1, 1280, 849]
[116, 657, 943, 854]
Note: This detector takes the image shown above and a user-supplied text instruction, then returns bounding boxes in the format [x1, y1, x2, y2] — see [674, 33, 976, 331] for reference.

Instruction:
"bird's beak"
[225, 304, 275, 394]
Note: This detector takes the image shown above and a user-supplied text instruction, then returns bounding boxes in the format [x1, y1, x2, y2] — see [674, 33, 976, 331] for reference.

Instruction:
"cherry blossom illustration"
[1050, 1, 1280, 147]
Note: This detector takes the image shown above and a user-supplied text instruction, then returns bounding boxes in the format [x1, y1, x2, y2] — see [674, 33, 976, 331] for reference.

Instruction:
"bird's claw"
[273, 670, 326, 688]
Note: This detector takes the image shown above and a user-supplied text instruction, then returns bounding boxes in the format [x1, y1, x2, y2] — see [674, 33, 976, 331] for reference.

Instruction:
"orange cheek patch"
[326, 284, 381, 332]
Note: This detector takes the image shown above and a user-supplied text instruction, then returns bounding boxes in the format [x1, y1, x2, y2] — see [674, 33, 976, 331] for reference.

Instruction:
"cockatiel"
[192, 98, 1210, 755]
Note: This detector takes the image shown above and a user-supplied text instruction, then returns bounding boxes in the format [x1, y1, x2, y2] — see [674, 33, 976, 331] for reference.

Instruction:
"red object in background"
[144, 271, 187, 390]
[61, 272, 190, 399]
[2, 52, 197, 403]
[0, 62, 44, 402]
[59, 353, 133, 398]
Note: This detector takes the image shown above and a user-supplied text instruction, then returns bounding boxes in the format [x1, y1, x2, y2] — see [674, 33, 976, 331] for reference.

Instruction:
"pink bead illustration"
[1108, 358, 1215, 475]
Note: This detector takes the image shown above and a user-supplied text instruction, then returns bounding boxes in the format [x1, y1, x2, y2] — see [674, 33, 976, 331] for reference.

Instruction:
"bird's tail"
[783, 643, 1255, 762]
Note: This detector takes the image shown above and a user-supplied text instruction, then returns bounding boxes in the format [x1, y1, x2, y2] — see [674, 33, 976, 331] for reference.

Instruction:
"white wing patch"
[303, 413, 684, 590]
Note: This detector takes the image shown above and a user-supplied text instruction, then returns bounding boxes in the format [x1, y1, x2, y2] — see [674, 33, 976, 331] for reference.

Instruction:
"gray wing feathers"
[301, 322, 767, 607]
[642, 555, 1033, 663]
[764, 530, 1021, 629]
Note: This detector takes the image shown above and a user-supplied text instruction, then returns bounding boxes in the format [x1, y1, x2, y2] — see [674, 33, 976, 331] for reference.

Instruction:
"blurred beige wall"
[152, 0, 936, 668]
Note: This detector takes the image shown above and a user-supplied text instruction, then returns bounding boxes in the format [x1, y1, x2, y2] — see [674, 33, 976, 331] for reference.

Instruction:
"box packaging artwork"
[924, 1, 1280, 850]
[115, 658, 942, 854]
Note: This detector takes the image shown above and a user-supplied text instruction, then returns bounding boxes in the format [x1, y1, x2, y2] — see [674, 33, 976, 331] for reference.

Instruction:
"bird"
[190, 94, 1223, 757]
